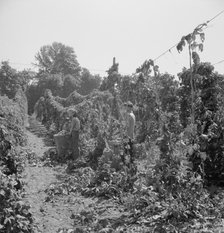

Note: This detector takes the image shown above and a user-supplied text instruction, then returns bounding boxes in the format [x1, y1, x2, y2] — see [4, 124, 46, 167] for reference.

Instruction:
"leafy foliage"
[27, 43, 103, 114]
[0, 81, 34, 232]
[176, 23, 206, 54]
[0, 95, 27, 145]
[2, 27, 223, 232]
[35, 42, 81, 76]
[117, 72, 181, 141]
[30, 56, 224, 232]
[0, 171, 33, 233]
[0, 62, 29, 99]
[184, 63, 224, 185]
[0, 116, 33, 233]
[82, 138, 137, 199]
[79, 68, 101, 95]
[178, 62, 224, 184]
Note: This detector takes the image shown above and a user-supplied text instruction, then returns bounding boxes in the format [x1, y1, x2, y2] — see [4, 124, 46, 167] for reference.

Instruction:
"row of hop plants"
[53, 123, 224, 232]
[98, 61, 224, 231]
[31, 30, 224, 232]
[34, 88, 124, 157]
[120, 125, 224, 232]
[130, 62, 224, 231]
[33, 59, 224, 232]
[114, 59, 224, 187]
[0, 94, 33, 232]
[34, 53, 224, 188]
[182, 63, 224, 186]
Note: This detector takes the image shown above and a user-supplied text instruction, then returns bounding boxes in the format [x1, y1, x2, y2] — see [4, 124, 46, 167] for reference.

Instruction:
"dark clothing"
[71, 130, 80, 160]
[123, 138, 135, 165]
[70, 116, 81, 160]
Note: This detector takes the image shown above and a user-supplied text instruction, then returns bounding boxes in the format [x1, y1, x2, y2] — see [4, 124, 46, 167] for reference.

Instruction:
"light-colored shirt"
[70, 117, 80, 133]
[126, 112, 135, 139]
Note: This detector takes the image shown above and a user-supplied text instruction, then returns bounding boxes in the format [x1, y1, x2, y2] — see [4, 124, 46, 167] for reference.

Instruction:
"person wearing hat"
[62, 113, 71, 132]
[69, 111, 80, 160]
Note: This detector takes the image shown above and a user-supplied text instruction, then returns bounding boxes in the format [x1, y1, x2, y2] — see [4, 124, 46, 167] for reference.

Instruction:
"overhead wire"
[4, 62, 34, 66]
[212, 59, 224, 66]
[3, 61, 132, 76]
[2, 10, 224, 75]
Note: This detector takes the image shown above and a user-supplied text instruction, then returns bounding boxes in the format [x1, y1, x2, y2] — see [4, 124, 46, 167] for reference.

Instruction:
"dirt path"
[21, 123, 85, 233]
[21, 118, 129, 233]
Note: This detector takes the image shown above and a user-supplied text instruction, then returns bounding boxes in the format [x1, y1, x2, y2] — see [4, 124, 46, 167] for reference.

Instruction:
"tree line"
[0, 42, 102, 114]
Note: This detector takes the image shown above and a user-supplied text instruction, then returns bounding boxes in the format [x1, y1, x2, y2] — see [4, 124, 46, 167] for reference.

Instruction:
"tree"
[61, 74, 80, 97]
[79, 68, 101, 95]
[27, 42, 82, 113]
[0, 61, 28, 98]
[37, 73, 63, 96]
[35, 42, 81, 76]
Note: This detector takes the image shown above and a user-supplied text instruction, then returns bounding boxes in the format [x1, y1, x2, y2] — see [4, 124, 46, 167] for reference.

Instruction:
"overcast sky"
[0, 0, 223, 77]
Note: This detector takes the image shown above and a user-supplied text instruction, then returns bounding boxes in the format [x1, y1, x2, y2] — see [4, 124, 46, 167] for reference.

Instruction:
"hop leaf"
[153, 65, 159, 72]
[198, 43, 204, 52]
[185, 33, 192, 43]
[191, 42, 198, 50]
[148, 59, 154, 67]
[192, 52, 200, 65]
[200, 33, 205, 42]
[177, 41, 184, 53]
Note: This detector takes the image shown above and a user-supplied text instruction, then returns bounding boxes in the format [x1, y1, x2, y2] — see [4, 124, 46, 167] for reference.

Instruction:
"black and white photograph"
[0, 0, 224, 232]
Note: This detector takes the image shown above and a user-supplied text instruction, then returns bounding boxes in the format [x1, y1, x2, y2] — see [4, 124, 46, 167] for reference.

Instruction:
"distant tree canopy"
[26, 42, 102, 113]
[35, 42, 81, 76]
[79, 68, 101, 95]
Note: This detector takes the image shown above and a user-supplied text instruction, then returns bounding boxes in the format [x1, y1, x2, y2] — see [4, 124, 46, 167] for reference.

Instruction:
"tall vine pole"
[153, 64, 161, 135]
[177, 23, 207, 127]
[188, 43, 194, 125]
[136, 60, 161, 135]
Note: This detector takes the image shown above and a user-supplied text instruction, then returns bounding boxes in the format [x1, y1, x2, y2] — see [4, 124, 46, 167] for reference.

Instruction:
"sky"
[0, 0, 224, 77]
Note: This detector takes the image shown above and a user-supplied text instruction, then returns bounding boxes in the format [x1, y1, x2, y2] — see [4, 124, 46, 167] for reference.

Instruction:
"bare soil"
[21, 123, 99, 232]
[21, 123, 126, 233]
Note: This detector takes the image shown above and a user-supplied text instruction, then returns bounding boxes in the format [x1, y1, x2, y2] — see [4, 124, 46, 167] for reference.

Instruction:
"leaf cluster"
[177, 23, 206, 53]
[0, 119, 33, 233]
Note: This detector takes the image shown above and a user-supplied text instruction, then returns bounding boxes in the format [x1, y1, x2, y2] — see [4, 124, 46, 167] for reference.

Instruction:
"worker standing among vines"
[69, 111, 80, 160]
[123, 101, 136, 163]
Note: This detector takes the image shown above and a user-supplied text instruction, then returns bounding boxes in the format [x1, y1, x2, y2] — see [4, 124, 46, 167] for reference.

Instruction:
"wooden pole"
[188, 44, 194, 125]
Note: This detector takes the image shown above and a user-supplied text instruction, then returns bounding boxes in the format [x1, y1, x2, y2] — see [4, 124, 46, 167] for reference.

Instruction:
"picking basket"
[54, 133, 71, 157]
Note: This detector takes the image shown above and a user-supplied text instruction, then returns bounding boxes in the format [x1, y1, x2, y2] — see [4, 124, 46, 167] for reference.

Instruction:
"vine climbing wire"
[153, 9, 224, 63]
[175, 9, 224, 127]
[143, 9, 224, 132]
[134, 9, 224, 138]
[153, 44, 178, 63]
